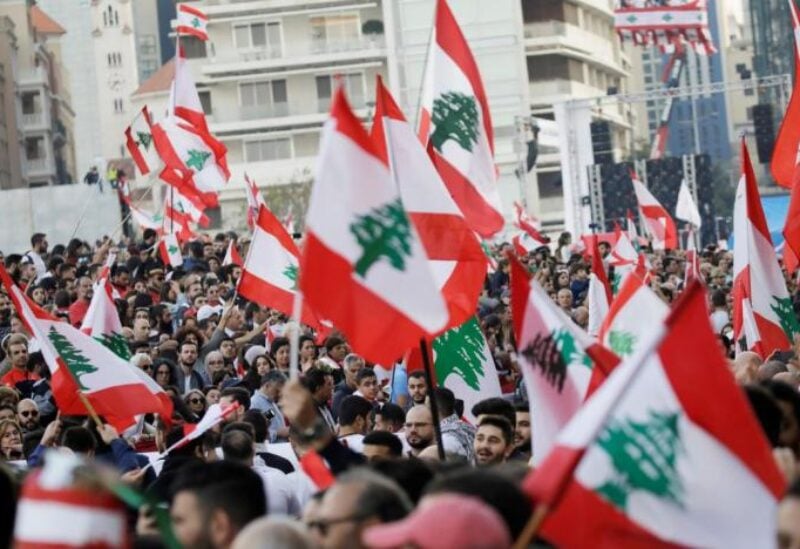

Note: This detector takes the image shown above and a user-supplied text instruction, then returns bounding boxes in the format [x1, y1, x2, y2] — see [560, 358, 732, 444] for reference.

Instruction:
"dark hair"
[60, 426, 96, 454]
[221, 387, 251, 410]
[363, 431, 403, 457]
[376, 403, 405, 428]
[433, 387, 456, 418]
[711, 289, 727, 308]
[179, 340, 198, 353]
[471, 397, 516, 428]
[478, 416, 514, 446]
[336, 468, 411, 523]
[408, 371, 426, 382]
[170, 461, 266, 531]
[514, 402, 530, 414]
[221, 429, 254, 463]
[762, 380, 800, 428]
[425, 469, 532, 539]
[260, 370, 287, 388]
[241, 410, 268, 444]
[31, 233, 46, 248]
[369, 458, 434, 505]
[303, 367, 332, 393]
[269, 337, 290, 357]
[324, 336, 345, 353]
[339, 395, 373, 427]
[355, 367, 376, 385]
[744, 385, 783, 447]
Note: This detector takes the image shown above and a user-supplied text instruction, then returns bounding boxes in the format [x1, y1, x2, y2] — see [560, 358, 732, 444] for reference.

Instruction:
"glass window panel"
[251, 23, 266, 47]
[234, 26, 249, 48]
[272, 80, 287, 104]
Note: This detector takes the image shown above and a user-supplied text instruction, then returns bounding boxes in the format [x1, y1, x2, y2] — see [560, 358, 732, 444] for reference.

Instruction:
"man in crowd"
[513, 403, 532, 462]
[474, 417, 515, 467]
[23, 233, 48, 282]
[176, 340, 204, 393]
[404, 405, 434, 457]
[68, 276, 93, 326]
[250, 371, 288, 443]
[332, 353, 365, 418]
[362, 431, 403, 462]
[434, 387, 475, 462]
[406, 371, 427, 411]
[353, 368, 379, 403]
[1, 334, 38, 388]
[337, 395, 373, 453]
[303, 367, 336, 431]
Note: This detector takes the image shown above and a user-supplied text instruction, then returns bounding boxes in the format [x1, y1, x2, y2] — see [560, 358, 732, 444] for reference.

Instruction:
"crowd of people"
[0, 227, 799, 548]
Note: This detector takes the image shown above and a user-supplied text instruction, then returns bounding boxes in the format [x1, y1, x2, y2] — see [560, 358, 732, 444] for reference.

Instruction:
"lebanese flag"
[159, 234, 184, 268]
[418, 0, 504, 237]
[771, 0, 800, 188]
[0, 266, 170, 432]
[733, 139, 797, 358]
[14, 454, 130, 549]
[599, 266, 669, 360]
[176, 3, 209, 41]
[244, 173, 267, 230]
[626, 208, 642, 250]
[301, 88, 449, 365]
[125, 106, 160, 177]
[223, 240, 243, 267]
[162, 196, 195, 242]
[151, 117, 228, 207]
[157, 402, 239, 458]
[524, 283, 785, 548]
[514, 201, 550, 244]
[238, 205, 319, 327]
[129, 204, 163, 232]
[510, 254, 619, 465]
[684, 227, 704, 286]
[586, 235, 612, 338]
[631, 171, 677, 250]
[171, 47, 210, 134]
[609, 223, 638, 293]
[512, 232, 547, 256]
[370, 77, 486, 333]
[160, 169, 211, 227]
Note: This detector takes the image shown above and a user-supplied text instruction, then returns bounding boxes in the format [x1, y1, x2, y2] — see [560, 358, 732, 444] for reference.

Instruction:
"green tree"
[350, 199, 413, 277]
[283, 264, 299, 290]
[595, 410, 684, 512]
[771, 296, 800, 340]
[430, 91, 479, 154]
[48, 327, 99, 391]
[433, 318, 487, 391]
[608, 330, 636, 357]
[95, 332, 132, 361]
[186, 149, 211, 171]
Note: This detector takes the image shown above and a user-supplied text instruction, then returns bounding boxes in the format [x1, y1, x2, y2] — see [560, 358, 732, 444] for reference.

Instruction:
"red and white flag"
[514, 201, 550, 244]
[244, 173, 267, 230]
[158, 402, 239, 458]
[631, 171, 677, 250]
[734, 139, 798, 358]
[223, 240, 243, 267]
[301, 88, 448, 365]
[512, 232, 546, 256]
[0, 266, 170, 431]
[129, 204, 163, 232]
[510, 254, 618, 465]
[418, 0, 504, 237]
[282, 205, 296, 236]
[599, 266, 669, 360]
[675, 178, 702, 228]
[609, 222, 638, 292]
[371, 77, 486, 333]
[524, 284, 785, 548]
[176, 3, 208, 41]
[159, 233, 184, 269]
[586, 235, 612, 338]
[162, 195, 195, 242]
[684, 227, 704, 286]
[152, 117, 228, 207]
[125, 106, 159, 177]
[771, 0, 800, 189]
[14, 453, 130, 549]
[171, 48, 210, 134]
[238, 205, 319, 327]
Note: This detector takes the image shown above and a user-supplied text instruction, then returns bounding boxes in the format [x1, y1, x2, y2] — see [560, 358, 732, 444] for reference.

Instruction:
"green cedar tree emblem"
[95, 332, 132, 361]
[611, 272, 621, 295]
[520, 328, 591, 392]
[48, 327, 99, 391]
[608, 330, 636, 357]
[350, 198, 413, 278]
[192, 17, 201, 28]
[136, 131, 152, 150]
[186, 149, 211, 171]
[430, 91, 479, 154]
[594, 410, 685, 512]
[770, 296, 800, 340]
[432, 318, 487, 391]
[283, 264, 299, 290]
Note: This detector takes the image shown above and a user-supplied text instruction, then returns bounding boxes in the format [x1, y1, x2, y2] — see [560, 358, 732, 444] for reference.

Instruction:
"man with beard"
[474, 417, 515, 467]
[68, 276, 93, 326]
[403, 405, 434, 457]
[512, 403, 531, 462]
[405, 371, 427, 411]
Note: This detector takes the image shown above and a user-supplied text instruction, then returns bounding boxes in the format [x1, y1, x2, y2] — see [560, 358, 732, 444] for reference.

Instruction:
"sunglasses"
[188, 398, 204, 405]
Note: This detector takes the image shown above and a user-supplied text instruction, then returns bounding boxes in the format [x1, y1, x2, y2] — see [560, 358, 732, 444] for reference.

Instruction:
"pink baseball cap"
[361, 494, 512, 549]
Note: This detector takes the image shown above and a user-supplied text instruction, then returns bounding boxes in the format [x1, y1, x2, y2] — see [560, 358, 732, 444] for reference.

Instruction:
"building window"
[315, 73, 364, 112]
[182, 36, 207, 59]
[234, 22, 282, 56]
[104, 5, 118, 27]
[114, 98, 124, 113]
[140, 59, 158, 80]
[139, 35, 157, 56]
[244, 138, 292, 162]
[239, 80, 288, 117]
[107, 52, 122, 67]
[25, 136, 45, 161]
[198, 90, 213, 115]
[310, 14, 360, 50]
[527, 55, 583, 83]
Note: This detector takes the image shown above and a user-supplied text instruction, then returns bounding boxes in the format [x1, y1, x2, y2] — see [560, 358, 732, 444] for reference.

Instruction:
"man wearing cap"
[67, 277, 93, 327]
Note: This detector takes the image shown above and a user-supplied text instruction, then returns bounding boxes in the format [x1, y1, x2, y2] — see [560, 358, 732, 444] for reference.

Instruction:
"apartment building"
[0, 13, 23, 189]
[133, 0, 396, 228]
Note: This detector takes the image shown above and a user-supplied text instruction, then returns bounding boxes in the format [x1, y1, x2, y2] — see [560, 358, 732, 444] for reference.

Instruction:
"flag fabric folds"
[125, 106, 159, 177]
[300, 88, 448, 366]
[586, 235, 612, 338]
[631, 172, 677, 250]
[176, 3, 208, 41]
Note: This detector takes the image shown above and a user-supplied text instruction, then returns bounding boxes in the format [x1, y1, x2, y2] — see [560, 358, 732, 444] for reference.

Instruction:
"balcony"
[25, 156, 54, 176]
[17, 66, 48, 87]
[524, 21, 624, 75]
[205, 36, 386, 77]
[22, 112, 44, 127]
[210, 97, 367, 133]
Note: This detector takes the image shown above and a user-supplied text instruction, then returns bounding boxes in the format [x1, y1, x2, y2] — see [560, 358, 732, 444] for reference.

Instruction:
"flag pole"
[77, 391, 104, 430]
[419, 338, 446, 461]
[511, 505, 549, 549]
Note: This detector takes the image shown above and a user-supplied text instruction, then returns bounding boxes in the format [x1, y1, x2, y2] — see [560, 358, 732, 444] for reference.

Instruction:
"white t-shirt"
[338, 433, 365, 454]
[252, 464, 301, 516]
[710, 310, 730, 334]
